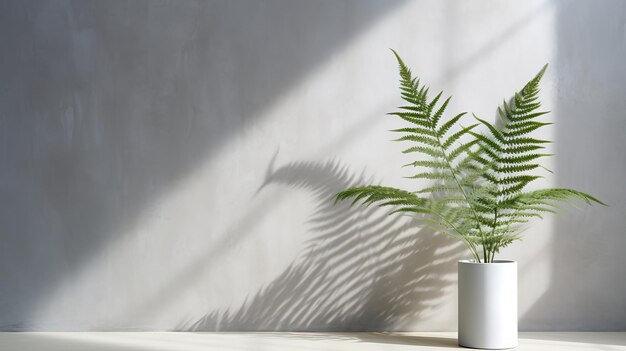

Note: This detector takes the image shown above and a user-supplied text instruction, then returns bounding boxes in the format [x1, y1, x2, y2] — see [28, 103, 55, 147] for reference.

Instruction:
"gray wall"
[0, 0, 624, 331]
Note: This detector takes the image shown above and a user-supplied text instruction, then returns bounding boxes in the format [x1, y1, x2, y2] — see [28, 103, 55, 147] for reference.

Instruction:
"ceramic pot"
[458, 260, 517, 349]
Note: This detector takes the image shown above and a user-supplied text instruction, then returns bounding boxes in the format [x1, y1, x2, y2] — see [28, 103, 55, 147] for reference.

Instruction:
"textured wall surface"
[0, 0, 624, 331]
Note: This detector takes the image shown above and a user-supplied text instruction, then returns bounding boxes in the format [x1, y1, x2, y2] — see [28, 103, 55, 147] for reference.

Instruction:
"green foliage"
[335, 50, 606, 263]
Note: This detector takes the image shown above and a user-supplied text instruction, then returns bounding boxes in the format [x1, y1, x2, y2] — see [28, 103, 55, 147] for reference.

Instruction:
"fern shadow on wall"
[182, 157, 466, 331]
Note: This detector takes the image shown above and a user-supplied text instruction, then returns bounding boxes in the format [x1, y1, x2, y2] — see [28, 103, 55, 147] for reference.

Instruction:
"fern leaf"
[432, 95, 451, 128]
[437, 112, 466, 137]
[473, 115, 506, 144]
[504, 137, 551, 146]
[394, 134, 440, 148]
[447, 140, 479, 161]
[442, 124, 480, 149]
[390, 127, 437, 137]
[501, 145, 545, 155]
[403, 160, 450, 169]
[498, 154, 552, 164]
[402, 146, 444, 158]
[335, 54, 603, 263]
[415, 185, 461, 194]
[406, 172, 455, 180]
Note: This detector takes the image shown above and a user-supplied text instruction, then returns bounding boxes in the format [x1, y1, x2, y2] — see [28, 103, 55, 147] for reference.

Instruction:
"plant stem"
[487, 207, 499, 263]
[432, 126, 486, 262]
[432, 213, 481, 262]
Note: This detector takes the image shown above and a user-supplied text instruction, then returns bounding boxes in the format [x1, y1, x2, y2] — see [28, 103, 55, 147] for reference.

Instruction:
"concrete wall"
[0, 0, 624, 331]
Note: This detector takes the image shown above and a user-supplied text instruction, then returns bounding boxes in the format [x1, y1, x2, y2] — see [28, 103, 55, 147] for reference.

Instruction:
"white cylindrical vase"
[458, 260, 517, 349]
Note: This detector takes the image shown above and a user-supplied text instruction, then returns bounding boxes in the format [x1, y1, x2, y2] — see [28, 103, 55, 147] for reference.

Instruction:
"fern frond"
[509, 188, 607, 206]
[334, 52, 604, 263]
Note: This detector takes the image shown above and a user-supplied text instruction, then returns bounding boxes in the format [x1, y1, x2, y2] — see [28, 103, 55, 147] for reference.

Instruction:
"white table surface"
[1, 332, 625, 350]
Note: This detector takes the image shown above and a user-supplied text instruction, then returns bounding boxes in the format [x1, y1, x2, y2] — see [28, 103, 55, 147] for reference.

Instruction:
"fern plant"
[335, 50, 605, 263]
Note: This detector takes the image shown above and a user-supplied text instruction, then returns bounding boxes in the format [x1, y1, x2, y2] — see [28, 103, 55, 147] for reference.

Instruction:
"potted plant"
[335, 50, 605, 349]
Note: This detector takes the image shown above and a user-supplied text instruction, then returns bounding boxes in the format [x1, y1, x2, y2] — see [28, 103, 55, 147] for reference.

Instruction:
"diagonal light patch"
[30, 1, 414, 330]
